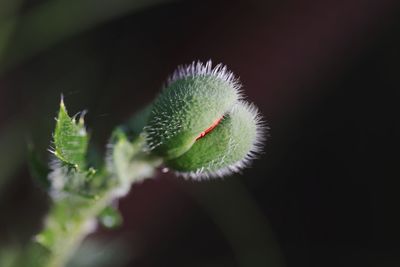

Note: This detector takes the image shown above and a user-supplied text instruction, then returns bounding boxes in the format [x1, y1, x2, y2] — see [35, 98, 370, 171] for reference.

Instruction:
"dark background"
[0, 0, 399, 266]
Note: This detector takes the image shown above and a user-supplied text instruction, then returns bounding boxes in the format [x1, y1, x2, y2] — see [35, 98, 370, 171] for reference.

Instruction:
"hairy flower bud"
[145, 61, 266, 179]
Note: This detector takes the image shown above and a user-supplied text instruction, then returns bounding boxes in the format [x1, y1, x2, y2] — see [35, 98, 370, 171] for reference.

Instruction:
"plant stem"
[38, 195, 111, 267]
[28, 137, 161, 267]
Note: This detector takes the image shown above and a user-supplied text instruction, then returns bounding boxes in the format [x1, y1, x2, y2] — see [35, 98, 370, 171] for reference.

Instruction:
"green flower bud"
[145, 61, 241, 159]
[167, 101, 264, 179]
[145, 61, 266, 179]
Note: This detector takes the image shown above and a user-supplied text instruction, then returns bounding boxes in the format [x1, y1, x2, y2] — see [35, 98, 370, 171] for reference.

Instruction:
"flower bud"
[166, 101, 264, 179]
[145, 61, 241, 159]
[144, 61, 266, 179]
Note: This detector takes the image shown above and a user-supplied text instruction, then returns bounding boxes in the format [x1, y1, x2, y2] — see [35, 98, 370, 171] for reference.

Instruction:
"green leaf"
[106, 129, 137, 195]
[53, 98, 88, 170]
[106, 128, 157, 197]
[48, 98, 106, 197]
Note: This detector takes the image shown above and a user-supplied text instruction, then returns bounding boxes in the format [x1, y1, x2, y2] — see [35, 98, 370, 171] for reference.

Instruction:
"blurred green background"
[1, 0, 400, 266]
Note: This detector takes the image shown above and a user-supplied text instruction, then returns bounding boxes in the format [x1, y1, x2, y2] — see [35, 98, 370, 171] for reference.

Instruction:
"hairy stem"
[38, 196, 112, 267]
[27, 137, 161, 267]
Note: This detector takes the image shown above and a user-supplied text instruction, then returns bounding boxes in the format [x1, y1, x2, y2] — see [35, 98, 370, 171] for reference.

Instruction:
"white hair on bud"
[145, 60, 244, 154]
[174, 101, 268, 180]
[167, 60, 243, 96]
